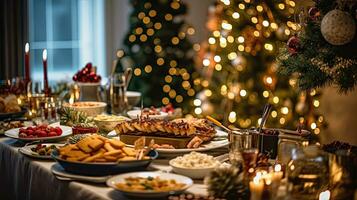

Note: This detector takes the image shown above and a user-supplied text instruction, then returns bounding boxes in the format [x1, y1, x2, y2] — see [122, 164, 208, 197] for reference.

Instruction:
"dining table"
[0, 136, 227, 200]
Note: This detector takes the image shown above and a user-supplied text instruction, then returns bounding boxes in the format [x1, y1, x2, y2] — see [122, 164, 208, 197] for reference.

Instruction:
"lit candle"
[319, 190, 330, 200]
[272, 164, 283, 183]
[42, 49, 50, 96]
[25, 43, 30, 82]
[249, 174, 264, 200]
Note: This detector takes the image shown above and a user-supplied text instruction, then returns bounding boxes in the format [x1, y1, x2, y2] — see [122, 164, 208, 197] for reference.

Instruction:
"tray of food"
[94, 114, 129, 132]
[106, 171, 193, 198]
[19, 143, 65, 159]
[0, 94, 26, 120]
[51, 134, 158, 176]
[62, 101, 106, 117]
[113, 118, 229, 154]
[5, 124, 72, 141]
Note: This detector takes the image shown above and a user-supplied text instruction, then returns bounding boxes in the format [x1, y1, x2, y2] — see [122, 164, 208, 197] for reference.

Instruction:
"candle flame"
[42, 49, 47, 61]
[274, 164, 282, 172]
[25, 43, 29, 53]
[253, 175, 261, 184]
[319, 190, 330, 200]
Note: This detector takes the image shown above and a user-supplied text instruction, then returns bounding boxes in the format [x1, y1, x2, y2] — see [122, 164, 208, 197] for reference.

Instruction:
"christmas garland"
[278, 0, 357, 92]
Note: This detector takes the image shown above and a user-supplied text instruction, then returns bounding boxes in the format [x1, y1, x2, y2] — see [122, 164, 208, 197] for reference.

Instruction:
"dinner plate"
[108, 129, 228, 156]
[5, 125, 72, 141]
[19, 143, 65, 159]
[106, 171, 193, 198]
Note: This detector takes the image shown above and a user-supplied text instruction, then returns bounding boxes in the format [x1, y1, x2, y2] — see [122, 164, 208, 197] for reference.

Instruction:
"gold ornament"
[321, 9, 356, 45]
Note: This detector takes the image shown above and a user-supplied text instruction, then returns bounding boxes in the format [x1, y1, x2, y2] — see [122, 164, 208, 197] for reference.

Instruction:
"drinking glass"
[229, 129, 259, 172]
[109, 73, 128, 114]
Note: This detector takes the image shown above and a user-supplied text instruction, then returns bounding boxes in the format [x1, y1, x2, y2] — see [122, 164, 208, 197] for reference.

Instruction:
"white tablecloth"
[0, 137, 227, 200]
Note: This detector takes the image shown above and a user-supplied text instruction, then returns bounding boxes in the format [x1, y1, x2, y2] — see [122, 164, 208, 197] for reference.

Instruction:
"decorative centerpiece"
[73, 63, 102, 101]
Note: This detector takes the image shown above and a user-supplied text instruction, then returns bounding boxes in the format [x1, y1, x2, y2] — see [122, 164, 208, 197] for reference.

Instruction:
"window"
[29, 0, 106, 83]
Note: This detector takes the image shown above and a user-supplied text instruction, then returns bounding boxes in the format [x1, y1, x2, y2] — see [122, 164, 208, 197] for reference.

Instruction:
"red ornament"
[287, 36, 300, 54]
[73, 63, 101, 83]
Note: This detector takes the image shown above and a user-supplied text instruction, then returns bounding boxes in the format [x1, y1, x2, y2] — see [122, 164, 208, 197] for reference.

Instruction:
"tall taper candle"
[42, 49, 49, 96]
[25, 43, 30, 82]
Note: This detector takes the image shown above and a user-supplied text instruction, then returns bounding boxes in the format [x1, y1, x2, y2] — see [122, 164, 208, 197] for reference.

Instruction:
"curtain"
[0, 0, 28, 80]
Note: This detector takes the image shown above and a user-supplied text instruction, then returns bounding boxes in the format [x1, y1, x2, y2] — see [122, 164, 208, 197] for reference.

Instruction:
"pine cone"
[206, 166, 249, 200]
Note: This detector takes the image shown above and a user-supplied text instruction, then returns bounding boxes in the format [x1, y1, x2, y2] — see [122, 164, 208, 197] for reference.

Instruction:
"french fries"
[58, 134, 149, 163]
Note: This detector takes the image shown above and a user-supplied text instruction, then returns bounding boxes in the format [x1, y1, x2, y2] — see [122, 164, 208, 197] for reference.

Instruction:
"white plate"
[5, 125, 72, 141]
[106, 171, 193, 198]
[107, 130, 229, 156]
[127, 110, 168, 120]
[19, 143, 65, 159]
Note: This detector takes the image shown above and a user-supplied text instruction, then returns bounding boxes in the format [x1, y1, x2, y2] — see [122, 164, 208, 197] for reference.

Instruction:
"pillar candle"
[250, 175, 264, 200]
[42, 49, 49, 96]
[25, 43, 30, 82]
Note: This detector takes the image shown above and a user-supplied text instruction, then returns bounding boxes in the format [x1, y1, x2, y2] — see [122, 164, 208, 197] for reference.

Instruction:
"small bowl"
[127, 110, 168, 120]
[126, 91, 141, 106]
[94, 115, 130, 132]
[169, 160, 217, 179]
[63, 101, 106, 117]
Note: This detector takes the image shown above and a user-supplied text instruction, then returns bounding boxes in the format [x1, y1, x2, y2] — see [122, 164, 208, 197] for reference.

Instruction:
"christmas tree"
[194, 0, 325, 133]
[123, 0, 197, 113]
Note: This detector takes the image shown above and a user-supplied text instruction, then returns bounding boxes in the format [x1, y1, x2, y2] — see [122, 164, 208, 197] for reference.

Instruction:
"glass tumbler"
[229, 129, 259, 171]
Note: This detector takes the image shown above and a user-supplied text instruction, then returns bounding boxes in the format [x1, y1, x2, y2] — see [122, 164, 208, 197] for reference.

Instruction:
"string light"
[169, 60, 177, 67]
[214, 55, 221, 62]
[165, 14, 173, 21]
[213, 31, 220, 37]
[194, 107, 202, 114]
[208, 37, 216, 44]
[228, 111, 237, 123]
[263, 90, 269, 98]
[256, 5, 263, 12]
[134, 68, 142, 76]
[221, 0, 230, 6]
[144, 65, 152, 73]
[281, 107, 289, 114]
[237, 36, 245, 43]
[232, 12, 240, 19]
[187, 27, 195, 35]
[264, 43, 274, 51]
[311, 122, 317, 129]
[163, 85, 170, 92]
[273, 96, 279, 104]
[157, 58, 164, 66]
[271, 110, 277, 118]
[240, 89, 247, 97]
[203, 59, 210, 66]
[175, 95, 183, 103]
[222, 21, 232, 30]
[162, 97, 170, 105]
[215, 64, 222, 71]
[193, 99, 201, 106]
[313, 100, 320, 107]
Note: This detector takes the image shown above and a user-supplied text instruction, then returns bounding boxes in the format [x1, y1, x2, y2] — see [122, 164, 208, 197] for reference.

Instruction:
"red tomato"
[38, 130, 47, 137]
[48, 132, 57, 137]
[27, 130, 34, 135]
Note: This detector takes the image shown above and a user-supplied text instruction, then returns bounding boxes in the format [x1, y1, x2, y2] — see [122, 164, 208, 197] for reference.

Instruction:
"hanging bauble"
[320, 9, 356, 45]
[308, 7, 320, 20]
[287, 36, 300, 54]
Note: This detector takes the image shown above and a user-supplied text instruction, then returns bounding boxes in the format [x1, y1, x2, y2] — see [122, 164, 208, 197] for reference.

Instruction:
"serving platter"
[106, 171, 193, 198]
[108, 129, 229, 156]
[5, 125, 72, 141]
[51, 149, 159, 176]
[51, 163, 110, 183]
[19, 143, 65, 159]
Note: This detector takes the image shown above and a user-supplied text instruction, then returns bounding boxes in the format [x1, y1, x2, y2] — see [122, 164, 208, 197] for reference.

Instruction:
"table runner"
[0, 137, 224, 200]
